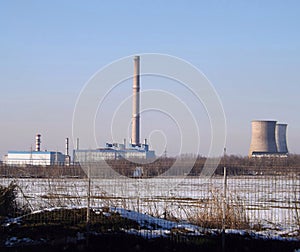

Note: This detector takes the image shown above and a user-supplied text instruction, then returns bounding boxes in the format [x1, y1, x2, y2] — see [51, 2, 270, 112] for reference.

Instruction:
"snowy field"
[1, 175, 299, 238]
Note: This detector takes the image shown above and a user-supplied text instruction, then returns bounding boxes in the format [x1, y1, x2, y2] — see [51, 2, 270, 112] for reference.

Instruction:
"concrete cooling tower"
[275, 123, 288, 154]
[249, 120, 278, 157]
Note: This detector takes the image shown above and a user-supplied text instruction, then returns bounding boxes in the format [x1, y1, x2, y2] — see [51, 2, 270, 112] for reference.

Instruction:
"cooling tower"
[275, 123, 288, 153]
[131, 56, 140, 146]
[249, 120, 278, 157]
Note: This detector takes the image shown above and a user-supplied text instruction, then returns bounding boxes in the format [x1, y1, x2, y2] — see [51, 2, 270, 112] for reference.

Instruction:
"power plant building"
[249, 120, 289, 157]
[4, 56, 154, 166]
[3, 134, 69, 166]
[4, 151, 66, 166]
[74, 55, 155, 162]
[74, 143, 155, 163]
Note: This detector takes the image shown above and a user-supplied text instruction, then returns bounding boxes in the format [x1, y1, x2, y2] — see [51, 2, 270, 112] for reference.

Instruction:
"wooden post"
[222, 147, 227, 252]
[87, 163, 91, 226]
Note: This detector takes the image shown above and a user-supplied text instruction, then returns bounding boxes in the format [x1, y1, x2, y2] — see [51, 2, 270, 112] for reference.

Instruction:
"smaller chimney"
[65, 138, 69, 156]
[76, 138, 79, 150]
[35, 134, 41, 152]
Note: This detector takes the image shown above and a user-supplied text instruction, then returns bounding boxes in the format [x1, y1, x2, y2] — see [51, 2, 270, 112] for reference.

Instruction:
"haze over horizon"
[1, 1, 300, 158]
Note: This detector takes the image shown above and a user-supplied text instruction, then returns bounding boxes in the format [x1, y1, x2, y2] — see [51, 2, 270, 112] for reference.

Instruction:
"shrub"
[0, 182, 17, 217]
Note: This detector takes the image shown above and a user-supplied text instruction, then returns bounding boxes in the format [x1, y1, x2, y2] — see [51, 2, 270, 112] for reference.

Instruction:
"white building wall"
[5, 151, 66, 166]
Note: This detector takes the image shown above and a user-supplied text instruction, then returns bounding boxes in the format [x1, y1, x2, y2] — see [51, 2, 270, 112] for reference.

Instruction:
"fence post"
[222, 148, 227, 252]
[87, 162, 91, 227]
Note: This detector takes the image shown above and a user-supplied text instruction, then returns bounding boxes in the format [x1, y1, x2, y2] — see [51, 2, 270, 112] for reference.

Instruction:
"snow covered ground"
[1, 175, 299, 239]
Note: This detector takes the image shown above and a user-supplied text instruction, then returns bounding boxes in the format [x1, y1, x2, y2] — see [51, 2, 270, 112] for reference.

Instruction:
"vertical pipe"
[76, 138, 80, 150]
[132, 56, 140, 146]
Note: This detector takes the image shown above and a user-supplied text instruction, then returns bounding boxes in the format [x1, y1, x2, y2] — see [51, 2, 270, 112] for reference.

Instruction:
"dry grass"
[186, 188, 250, 230]
[0, 182, 18, 217]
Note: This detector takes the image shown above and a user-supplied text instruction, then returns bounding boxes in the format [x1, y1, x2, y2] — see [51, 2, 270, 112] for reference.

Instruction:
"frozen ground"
[1, 175, 299, 239]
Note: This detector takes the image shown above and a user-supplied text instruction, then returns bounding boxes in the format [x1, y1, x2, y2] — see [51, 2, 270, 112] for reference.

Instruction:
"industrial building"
[3, 134, 70, 166]
[4, 151, 66, 166]
[249, 120, 289, 157]
[4, 56, 154, 166]
[74, 55, 156, 163]
[74, 142, 155, 163]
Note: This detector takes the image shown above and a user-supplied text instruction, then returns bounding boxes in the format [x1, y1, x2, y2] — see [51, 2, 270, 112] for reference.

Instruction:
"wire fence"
[0, 163, 299, 240]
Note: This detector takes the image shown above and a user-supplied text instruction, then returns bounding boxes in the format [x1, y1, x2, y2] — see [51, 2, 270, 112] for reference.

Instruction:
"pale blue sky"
[1, 1, 300, 157]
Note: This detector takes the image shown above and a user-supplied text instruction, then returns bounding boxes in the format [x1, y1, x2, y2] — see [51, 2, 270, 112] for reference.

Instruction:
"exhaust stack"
[65, 138, 69, 156]
[131, 56, 140, 146]
[35, 134, 41, 152]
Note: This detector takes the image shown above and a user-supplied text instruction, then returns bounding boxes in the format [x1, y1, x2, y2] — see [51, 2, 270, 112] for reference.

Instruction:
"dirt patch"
[0, 208, 299, 251]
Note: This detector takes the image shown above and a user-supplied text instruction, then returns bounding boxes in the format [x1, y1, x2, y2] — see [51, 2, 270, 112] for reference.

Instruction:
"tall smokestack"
[35, 134, 41, 152]
[132, 56, 140, 146]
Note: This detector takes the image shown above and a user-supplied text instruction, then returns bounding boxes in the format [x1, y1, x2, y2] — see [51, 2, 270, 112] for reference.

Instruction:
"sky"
[0, 0, 300, 158]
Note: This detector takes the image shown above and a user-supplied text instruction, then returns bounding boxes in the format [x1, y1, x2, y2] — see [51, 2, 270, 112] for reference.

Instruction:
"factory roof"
[75, 148, 150, 153]
[8, 151, 63, 155]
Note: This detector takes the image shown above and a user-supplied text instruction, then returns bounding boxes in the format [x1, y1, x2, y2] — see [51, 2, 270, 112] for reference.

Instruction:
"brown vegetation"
[0, 182, 18, 217]
[186, 188, 250, 229]
[0, 154, 299, 178]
